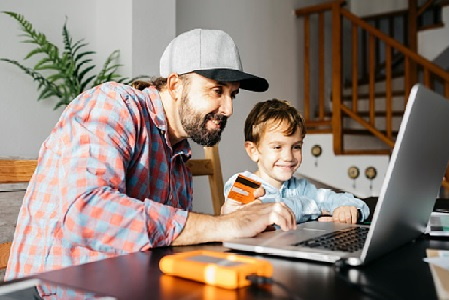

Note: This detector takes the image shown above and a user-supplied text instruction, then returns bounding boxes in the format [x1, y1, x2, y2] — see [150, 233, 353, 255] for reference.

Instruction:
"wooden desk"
[24, 236, 448, 300]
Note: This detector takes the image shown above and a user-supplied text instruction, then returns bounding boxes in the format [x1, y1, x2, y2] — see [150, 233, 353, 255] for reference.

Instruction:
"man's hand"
[318, 206, 359, 224]
[172, 200, 296, 246]
[224, 200, 296, 237]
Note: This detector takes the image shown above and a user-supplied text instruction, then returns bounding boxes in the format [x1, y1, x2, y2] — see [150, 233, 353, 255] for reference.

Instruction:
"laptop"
[224, 84, 449, 266]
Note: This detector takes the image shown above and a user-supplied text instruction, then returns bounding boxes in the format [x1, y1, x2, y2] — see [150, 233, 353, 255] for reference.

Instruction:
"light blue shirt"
[224, 171, 370, 223]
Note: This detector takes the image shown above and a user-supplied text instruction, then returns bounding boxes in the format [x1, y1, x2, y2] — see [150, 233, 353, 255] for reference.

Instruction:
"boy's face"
[245, 122, 303, 189]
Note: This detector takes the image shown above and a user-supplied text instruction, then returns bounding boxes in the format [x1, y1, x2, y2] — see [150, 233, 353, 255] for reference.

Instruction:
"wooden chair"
[0, 159, 38, 183]
[0, 159, 37, 271]
[186, 145, 225, 215]
[0, 242, 12, 270]
[0, 148, 225, 212]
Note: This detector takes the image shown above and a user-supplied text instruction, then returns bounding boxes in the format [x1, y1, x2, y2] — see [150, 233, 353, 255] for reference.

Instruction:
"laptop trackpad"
[255, 222, 352, 246]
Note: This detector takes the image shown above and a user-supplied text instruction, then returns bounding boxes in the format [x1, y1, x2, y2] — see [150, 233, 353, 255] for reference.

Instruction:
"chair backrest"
[0, 160, 37, 272]
[0, 159, 38, 183]
[185, 145, 225, 215]
[0, 147, 225, 212]
[0, 242, 12, 270]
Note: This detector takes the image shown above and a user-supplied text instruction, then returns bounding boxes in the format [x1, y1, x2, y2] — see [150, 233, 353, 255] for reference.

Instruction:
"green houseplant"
[1, 11, 146, 110]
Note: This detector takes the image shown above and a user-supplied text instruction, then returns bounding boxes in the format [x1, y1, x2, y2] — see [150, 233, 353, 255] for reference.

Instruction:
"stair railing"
[296, 0, 449, 191]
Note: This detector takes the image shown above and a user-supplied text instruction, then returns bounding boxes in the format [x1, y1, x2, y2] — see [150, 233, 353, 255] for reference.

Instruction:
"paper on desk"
[425, 249, 449, 300]
[426, 212, 449, 237]
[424, 250, 449, 271]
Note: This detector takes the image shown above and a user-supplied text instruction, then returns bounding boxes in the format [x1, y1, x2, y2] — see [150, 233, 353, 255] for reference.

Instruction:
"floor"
[0, 186, 26, 281]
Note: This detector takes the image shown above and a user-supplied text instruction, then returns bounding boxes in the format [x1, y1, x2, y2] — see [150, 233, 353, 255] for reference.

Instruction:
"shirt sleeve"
[51, 83, 187, 254]
[258, 178, 370, 223]
[300, 180, 370, 221]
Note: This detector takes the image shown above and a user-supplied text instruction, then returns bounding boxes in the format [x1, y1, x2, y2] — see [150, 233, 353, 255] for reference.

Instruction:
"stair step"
[342, 90, 404, 100]
[342, 110, 404, 117]
[343, 77, 405, 95]
[344, 71, 405, 89]
[305, 128, 332, 134]
[419, 22, 445, 31]
[342, 149, 392, 155]
[343, 128, 399, 136]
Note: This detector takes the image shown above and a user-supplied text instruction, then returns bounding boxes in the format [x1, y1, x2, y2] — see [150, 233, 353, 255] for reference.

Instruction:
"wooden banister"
[296, 0, 449, 192]
[340, 10, 449, 81]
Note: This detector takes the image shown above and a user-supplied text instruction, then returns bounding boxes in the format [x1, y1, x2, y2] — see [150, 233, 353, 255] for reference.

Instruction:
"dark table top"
[2, 197, 448, 299]
[30, 236, 448, 300]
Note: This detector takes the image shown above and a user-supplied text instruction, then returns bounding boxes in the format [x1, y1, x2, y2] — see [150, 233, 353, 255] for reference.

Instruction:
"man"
[5, 29, 296, 284]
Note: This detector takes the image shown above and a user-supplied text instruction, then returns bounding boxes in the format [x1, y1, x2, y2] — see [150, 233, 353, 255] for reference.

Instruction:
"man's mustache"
[205, 113, 227, 128]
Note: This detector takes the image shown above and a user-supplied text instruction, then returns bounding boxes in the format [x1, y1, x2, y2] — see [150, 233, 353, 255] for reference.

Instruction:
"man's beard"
[179, 93, 228, 147]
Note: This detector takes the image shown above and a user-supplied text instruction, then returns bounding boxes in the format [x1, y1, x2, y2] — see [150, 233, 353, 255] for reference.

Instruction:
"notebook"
[224, 84, 449, 266]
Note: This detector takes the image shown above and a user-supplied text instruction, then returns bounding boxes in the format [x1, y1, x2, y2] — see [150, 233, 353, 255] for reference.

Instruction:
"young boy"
[222, 99, 369, 224]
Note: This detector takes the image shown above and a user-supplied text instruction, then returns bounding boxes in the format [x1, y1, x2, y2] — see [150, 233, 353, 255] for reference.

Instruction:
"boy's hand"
[318, 206, 359, 224]
[221, 186, 265, 215]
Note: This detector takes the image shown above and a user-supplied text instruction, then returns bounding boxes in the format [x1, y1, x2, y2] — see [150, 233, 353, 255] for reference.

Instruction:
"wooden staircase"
[295, 0, 449, 192]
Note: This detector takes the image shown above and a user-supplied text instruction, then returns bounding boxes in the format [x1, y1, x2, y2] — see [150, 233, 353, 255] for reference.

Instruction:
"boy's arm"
[267, 178, 369, 223]
[304, 181, 370, 222]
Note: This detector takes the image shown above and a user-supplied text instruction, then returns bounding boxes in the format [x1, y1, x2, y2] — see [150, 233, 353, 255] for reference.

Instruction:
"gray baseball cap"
[159, 29, 269, 92]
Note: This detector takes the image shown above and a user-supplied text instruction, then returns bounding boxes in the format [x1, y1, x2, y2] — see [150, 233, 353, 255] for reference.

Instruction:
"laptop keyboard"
[294, 227, 369, 253]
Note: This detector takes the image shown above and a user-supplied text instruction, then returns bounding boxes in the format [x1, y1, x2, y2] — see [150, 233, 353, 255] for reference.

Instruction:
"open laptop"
[224, 84, 449, 266]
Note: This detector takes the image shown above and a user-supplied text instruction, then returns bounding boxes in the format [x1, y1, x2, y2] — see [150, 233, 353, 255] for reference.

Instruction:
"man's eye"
[293, 145, 302, 150]
[214, 87, 224, 96]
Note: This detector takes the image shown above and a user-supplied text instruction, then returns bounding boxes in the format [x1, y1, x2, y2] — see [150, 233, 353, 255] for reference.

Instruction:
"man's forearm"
[171, 201, 297, 246]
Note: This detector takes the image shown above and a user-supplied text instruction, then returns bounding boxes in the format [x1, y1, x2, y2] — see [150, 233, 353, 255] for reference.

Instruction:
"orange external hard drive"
[227, 174, 261, 204]
[159, 250, 273, 289]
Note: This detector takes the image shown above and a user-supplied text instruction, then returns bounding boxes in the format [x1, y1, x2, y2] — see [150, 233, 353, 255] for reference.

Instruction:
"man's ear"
[166, 73, 182, 100]
[244, 141, 259, 163]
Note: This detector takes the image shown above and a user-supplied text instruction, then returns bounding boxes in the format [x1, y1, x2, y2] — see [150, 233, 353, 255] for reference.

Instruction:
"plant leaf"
[1, 11, 148, 107]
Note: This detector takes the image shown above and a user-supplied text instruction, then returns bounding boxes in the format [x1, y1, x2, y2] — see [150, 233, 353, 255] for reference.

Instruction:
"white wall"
[0, 0, 324, 214]
[418, 6, 449, 61]
[348, 0, 407, 17]
[299, 134, 389, 198]
[0, 0, 175, 159]
[0, 0, 91, 158]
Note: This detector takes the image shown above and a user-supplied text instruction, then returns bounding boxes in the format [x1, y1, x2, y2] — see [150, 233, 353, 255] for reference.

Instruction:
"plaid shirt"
[5, 82, 191, 286]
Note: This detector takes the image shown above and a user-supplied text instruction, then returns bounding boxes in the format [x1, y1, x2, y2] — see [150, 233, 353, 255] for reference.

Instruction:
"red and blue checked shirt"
[5, 82, 191, 285]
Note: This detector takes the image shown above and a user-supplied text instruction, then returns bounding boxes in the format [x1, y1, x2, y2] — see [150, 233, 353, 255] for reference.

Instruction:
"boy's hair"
[244, 98, 306, 144]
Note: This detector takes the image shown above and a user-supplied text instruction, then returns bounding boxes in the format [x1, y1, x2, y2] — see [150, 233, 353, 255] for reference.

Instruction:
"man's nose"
[219, 95, 233, 117]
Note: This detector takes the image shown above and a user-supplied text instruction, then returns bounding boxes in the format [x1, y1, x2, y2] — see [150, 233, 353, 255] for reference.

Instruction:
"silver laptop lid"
[360, 84, 449, 264]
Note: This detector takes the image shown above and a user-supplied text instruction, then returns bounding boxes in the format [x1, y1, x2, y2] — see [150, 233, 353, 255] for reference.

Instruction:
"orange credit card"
[227, 174, 261, 204]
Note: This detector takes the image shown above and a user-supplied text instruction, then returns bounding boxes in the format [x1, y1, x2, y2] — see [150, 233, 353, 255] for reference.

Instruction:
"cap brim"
[194, 69, 269, 92]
